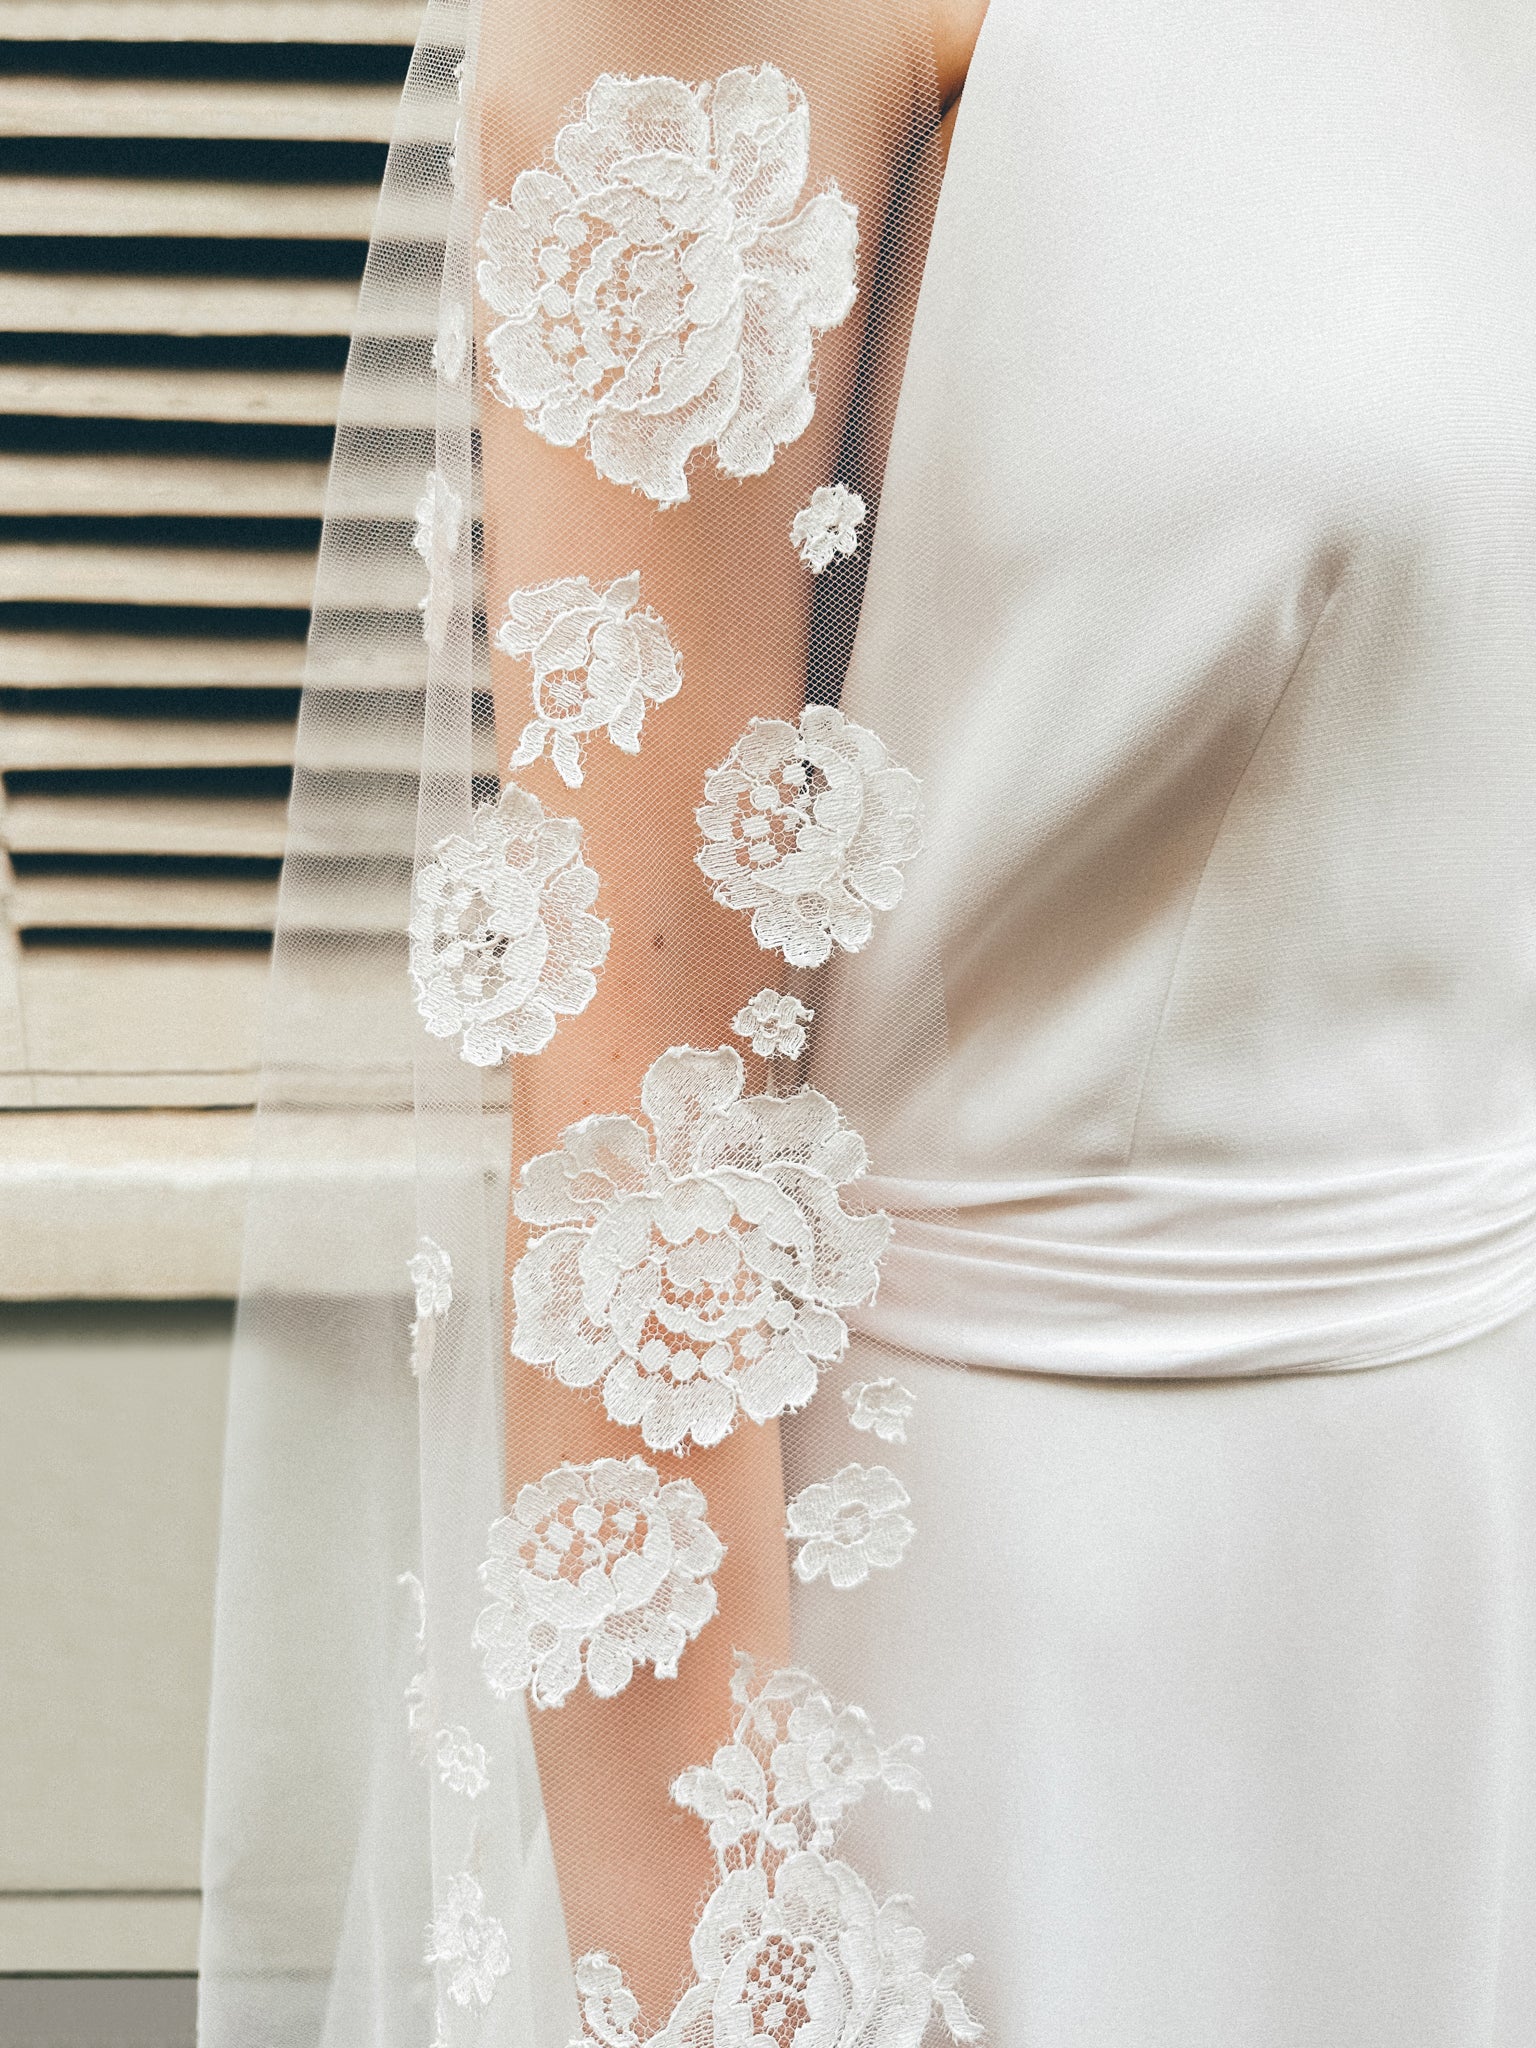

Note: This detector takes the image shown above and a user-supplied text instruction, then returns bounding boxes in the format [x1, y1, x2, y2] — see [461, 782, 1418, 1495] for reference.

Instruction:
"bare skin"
[479, 0, 988, 2021]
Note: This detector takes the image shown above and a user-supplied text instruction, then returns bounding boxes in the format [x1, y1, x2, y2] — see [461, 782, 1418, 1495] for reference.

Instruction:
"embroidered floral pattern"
[426, 1872, 512, 2009]
[398, 1570, 432, 1760]
[411, 474, 462, 652]
[571, 1660, 982, 2048]
[787, 1464, 914, 1591]
[433, 298, 469, 385]
[409, 782, 608, 1065]
[733, 988, 813, 1061]
[474, 1456, 722, 1708]
[792, 482, 866, 573]
[511, 1045, 891, 1452]
[499, 572, 682, 788]
[477, 67, 858, 505]
[407, 1235, 453, 1377]
[433, 1725, 491, 1799]
[843, 1377, 914, 1445]
[696, 708, 923, 967]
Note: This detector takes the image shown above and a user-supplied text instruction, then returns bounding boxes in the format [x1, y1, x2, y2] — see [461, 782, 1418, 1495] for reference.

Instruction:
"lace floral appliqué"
[499, 572, 682, 788]
[433, 300, 469, 385]
[433, 1725, 491, 1799]
[697, 707, 923, 967]
[843, 1376, 914, 1444]
[511, 1045, 891, 1453]
[407, 1235, 453, 1377]
[412, 474, 462, 651]
[409, 782, 608, 1065]
[477, 67, 858, 506]
[571, 1660, 982, 2048]
[792, 483, 866, 573]
[475, 1456, 722, 1707]
[426, 1872, 512, 2010]
[733, 988, 813, 1061]
[787, 1463, 914, 1590]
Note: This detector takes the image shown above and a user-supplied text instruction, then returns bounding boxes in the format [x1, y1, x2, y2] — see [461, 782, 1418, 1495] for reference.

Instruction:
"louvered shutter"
[0, 0, 417, 1290]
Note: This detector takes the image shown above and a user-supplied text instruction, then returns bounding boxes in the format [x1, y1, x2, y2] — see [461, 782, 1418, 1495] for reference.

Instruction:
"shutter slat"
[11, 870, 280, 930]
[0, 76, 416, 143]
[0, 175, 383, 239]
[0, 0, 427, 43]
[1, 633, 306, 689]
[18, 945, 267, 1089]
[0, 273, 371, 337]
[1, 711, 295, 770]
[0, 453, 331, 517]
[5, 791, 291, 856]
[0, 363, 344, 423]
[0, 543, 321, 607]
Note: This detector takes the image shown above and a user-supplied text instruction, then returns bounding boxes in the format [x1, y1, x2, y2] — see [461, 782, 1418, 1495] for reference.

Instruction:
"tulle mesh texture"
[198, 6, 969, 2047]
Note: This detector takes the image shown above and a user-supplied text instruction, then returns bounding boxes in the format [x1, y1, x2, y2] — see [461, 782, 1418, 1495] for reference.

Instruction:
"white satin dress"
[789, 0, 1536, 2041]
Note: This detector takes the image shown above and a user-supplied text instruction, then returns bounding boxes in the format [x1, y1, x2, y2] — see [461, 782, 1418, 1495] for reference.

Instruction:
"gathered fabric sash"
[849, 1141, 1536, 1379]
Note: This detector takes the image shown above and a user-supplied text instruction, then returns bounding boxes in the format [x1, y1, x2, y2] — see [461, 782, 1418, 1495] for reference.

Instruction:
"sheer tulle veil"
[197, 3, 979, 2043]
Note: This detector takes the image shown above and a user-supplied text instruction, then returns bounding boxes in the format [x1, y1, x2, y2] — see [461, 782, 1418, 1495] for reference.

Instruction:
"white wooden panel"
[11, 867, 279, 929]
[1, 707, 296, 769]
[0, 452, 329, 517]
[0, 542, 319, 607]
[0, 1109, 251, 1293]
[2, 631, 306, 688]
[0, 0, 427, 42]
[0, 1302, 228, 1893]
[0, 271, 370, 337]
[0, 74, 410, 142]
[1, 174, 382, 239]
[5, 790, 291, 855]
[0, 1893, 201, 1973]
[0, 361, 344, 423]
[19, 941, 268, 1076]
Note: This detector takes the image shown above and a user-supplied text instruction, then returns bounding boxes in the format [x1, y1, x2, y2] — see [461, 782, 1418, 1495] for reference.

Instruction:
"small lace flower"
[398, 1570, 432, 1758]
[843, 1375, 914, 1444]
[732, 988, 813, 1060]
[511, 1045, 891, 1453]
[770, 1686, 929, 1845]
[791, 481, 866, 572]
[426, 1872, 512, 2009]
[433, 1725, 491, 1799]
[575, 1953, 641, 2048]
[499, 572, 682, 788]
[477, 67, 858, 505]
[696, 706, 923, 967]
[407, 1235, 453, 1376]
[411, 474, 463, 651]
[409, 782, 608, 1065]
[787, 1463, 914, 1590]
[474, 1456, 723, 1708]
[433, 298, 469, 384]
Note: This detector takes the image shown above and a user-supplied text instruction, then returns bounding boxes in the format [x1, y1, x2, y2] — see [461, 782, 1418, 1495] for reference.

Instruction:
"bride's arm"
[475, 1, 937, 2022]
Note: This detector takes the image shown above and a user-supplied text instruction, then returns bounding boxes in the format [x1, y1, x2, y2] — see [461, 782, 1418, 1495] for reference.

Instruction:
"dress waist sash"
[849, 1143, 1536, 1378]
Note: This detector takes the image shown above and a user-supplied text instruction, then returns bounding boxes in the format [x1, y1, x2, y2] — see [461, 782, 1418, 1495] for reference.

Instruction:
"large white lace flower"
[733, 988, 812, 1061]
[574, 1664, 982, 2048]
[426, 1873, 512, 2009]
[791, 482, 866, 572]
[474, 1456, 722, 1708]
[696, 708, 923, 968]
[412, 473, 462, 651]
[407, 1235, 453, 1377]
[409, 782, 609, 1065]
[842, 1377, 914, 1445]
[499, 571, 682, 788]
[787, 1464, 913, 1591]
[477, 67, 858, 506]
[511, 1045, 891, 1453]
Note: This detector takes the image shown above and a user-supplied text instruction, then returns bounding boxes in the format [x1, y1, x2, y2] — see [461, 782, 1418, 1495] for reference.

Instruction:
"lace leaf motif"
[477, 66, 858, 506]
[570, 1661, 982, 2048]
[510, 1044, 891, 1453]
